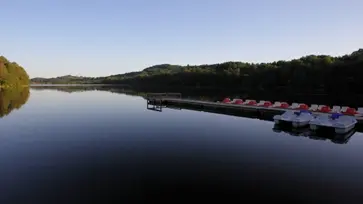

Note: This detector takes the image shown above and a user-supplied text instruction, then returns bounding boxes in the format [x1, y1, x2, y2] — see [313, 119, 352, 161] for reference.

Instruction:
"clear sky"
[1, 0, 362, 78]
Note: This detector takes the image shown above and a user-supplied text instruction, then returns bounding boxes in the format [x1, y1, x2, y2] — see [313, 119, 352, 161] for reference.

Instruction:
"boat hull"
[310, 123, 356, 134]
[275, 119, 311, 128]
[274, 119, 293, 127]
[292, 120, 310, 128]
[275, 114, 312, 128]
[335, 124, 356, 134]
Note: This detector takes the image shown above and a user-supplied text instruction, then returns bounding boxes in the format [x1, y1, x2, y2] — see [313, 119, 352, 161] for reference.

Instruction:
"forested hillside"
[31, 75, 99, 84]
[0, 56, 30, 87]
[31, 49, 363, 97]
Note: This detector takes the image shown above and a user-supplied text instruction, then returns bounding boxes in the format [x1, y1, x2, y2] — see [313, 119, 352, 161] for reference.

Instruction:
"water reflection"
[147, 102, 360, 144]
[0, 87, 29, 118]
[146, 103, 163, 112]
[273, 124, 355, 144]
[31, 85, 363, 138]
[3, 86, 363, 202]
[31, 85, 140, 96]
[30, 85, 218, 101]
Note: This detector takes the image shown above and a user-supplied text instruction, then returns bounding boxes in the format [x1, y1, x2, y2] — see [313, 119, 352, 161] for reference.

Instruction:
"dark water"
[1, 87, 363, 203]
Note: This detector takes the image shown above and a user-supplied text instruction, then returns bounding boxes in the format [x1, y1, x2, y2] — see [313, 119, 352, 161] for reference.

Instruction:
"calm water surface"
[1, 88, 363, 203]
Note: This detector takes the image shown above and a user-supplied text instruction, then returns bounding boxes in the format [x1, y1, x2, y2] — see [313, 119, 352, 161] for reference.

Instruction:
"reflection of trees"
[0, 87, 30, 117]
[29, 86, 224, 101]
[31, 86, 98, 93]
[30, 86, 140, 96]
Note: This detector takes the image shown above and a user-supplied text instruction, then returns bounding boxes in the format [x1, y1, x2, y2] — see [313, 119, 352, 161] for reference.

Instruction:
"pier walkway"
[146, 93, 363, 124]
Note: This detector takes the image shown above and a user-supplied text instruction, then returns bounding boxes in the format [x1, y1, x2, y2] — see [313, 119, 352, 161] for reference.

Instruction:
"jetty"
[146, 93, 363, 125]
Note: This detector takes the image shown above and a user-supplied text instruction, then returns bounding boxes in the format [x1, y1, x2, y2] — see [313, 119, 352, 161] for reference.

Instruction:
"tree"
[0, 56, 29, 87]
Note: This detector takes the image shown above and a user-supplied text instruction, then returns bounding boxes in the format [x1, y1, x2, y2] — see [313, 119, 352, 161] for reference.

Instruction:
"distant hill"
[0, 56, 30, 88]
[31, 75, 102, 84]
[30, 48, 363, 105]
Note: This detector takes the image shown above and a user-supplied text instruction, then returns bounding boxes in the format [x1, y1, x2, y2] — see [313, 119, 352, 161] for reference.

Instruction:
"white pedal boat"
[273, 110, 314, 128]
[309, 113, 357, 134]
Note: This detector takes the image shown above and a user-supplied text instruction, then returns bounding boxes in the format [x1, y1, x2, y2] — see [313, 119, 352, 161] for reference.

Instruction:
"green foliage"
[0, 56, 30, 87]
[0, 87, 30, 117]
[30, 49, 363, 104]
[31, 75, 104, 84]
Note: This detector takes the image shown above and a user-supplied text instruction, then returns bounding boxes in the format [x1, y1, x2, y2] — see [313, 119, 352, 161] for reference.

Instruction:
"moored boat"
[273, 110, 314, 127]
[309, 113, 357, 134]
[291, 110, 314, 128]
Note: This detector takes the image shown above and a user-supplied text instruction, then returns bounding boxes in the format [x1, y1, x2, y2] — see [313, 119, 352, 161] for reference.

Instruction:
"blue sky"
[1, 0, 362, 78]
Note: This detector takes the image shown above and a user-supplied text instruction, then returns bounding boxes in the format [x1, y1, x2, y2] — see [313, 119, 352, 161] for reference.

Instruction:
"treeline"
[31, 49, 363, 105]
[102, 49, 363, 93]
[0, 87, 30, 117]
[31, 75, 100, 84]
[0, 56, 30, 87]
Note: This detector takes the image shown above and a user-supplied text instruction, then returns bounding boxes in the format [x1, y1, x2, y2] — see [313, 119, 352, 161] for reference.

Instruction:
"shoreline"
[29, 83, 126, 87]
[0, 85, 30, 89]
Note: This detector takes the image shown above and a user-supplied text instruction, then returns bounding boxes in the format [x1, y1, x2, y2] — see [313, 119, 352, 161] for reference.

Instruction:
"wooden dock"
[146, 93, 363, 124]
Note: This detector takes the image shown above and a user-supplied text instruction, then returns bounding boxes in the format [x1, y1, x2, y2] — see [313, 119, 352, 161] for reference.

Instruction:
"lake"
[1, 86, 363, 203]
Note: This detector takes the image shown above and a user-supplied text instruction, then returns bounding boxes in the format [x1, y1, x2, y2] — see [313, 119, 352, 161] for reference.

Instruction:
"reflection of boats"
[273, 124, 356, 144]
[309, 114, 357, 134]
[329, 130, 356, 144]
[273, 125, 311, 136]
[273, 110, 314, 128]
